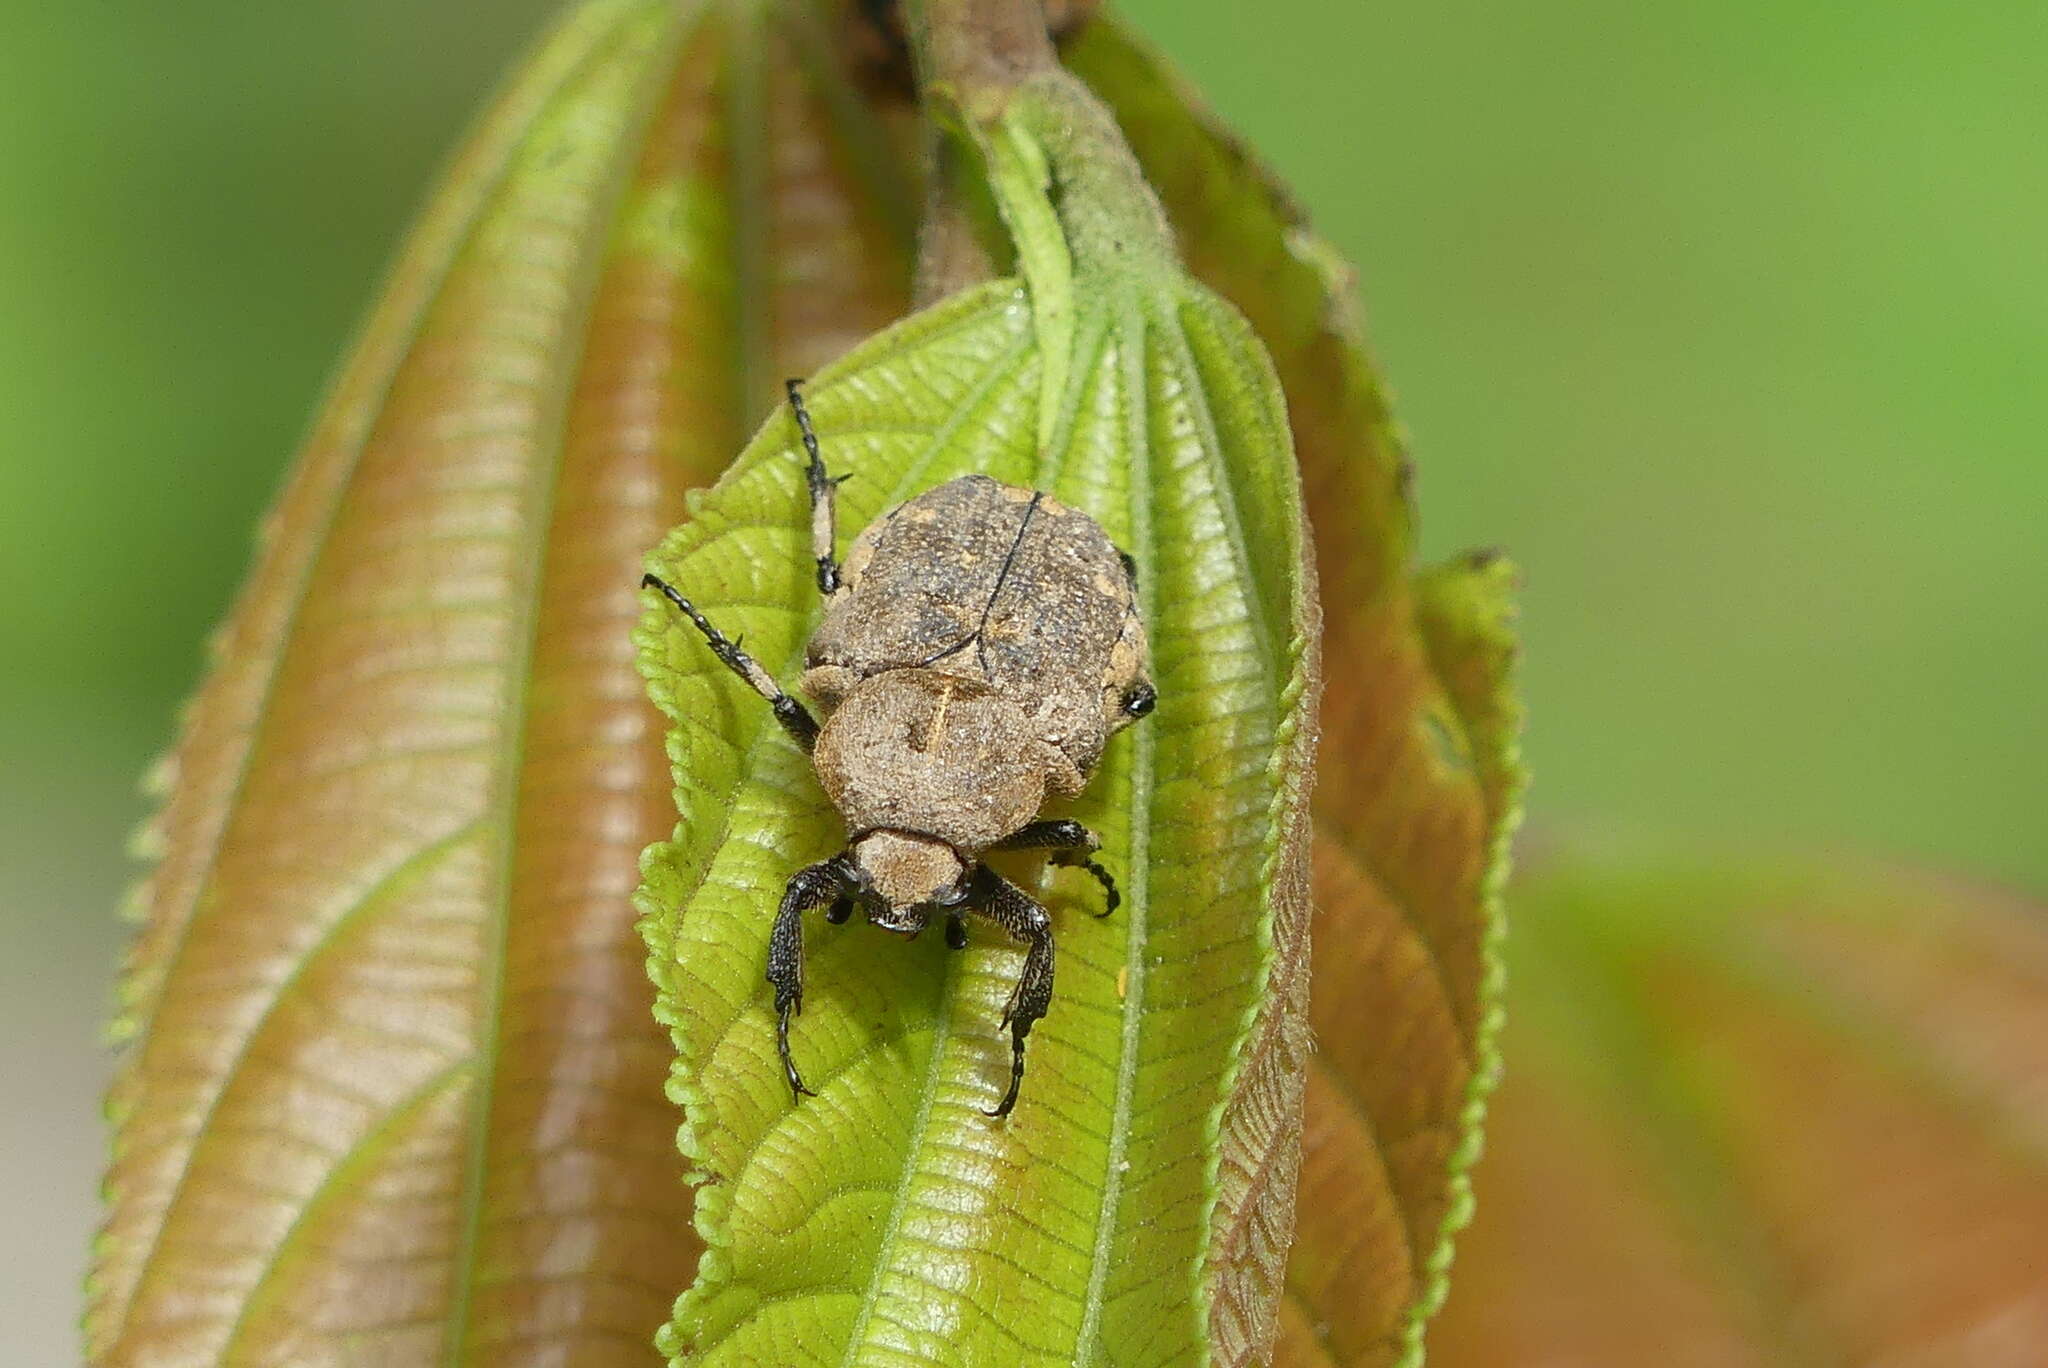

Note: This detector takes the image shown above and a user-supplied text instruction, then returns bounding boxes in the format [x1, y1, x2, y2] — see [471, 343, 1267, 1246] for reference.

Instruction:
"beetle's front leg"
[991, 819, 1119, 917]
[768, 854, 859, 1102]
[960, 865, 1055, 1118]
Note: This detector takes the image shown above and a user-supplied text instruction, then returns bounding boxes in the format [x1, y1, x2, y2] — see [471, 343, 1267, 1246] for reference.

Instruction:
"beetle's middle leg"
[785, 378, 843, 596]
[991, 819, 1119, 917]
[960, 864, 1055, 1118]
[642, 573, 819, 751]
[768, 853, 860, 1102]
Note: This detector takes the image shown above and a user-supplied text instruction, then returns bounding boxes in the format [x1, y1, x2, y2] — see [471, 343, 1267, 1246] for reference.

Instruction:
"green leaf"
[1068, 21, 1526, 1366]
[635, 230, 1316, 1361]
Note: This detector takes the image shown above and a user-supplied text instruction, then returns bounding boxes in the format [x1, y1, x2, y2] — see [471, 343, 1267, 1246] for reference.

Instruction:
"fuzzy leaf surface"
[636, 265, 1315, 1366]
[88, 2, 921, 1362]
[1070, 22, 1526, 1366]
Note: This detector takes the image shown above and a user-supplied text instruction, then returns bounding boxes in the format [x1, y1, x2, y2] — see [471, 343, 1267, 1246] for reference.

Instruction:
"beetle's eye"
[1122, 683, 1156, 717]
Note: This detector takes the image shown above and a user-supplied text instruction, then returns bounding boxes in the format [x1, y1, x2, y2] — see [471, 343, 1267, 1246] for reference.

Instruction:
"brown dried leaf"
[87, 3, 918, 1363]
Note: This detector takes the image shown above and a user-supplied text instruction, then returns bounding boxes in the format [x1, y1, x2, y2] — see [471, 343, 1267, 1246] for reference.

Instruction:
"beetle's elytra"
[644, 379, 1155, 1118]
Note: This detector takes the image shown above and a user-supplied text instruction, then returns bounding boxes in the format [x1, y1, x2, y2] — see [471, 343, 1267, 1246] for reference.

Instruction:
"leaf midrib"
[439, 7, 693, 1361]
[832, 958, 961, 1368]
[1073, 291, 1157, 1368]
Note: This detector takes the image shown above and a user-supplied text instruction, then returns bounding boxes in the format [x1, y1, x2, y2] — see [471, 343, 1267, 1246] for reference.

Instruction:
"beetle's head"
[851, 829, 967, 926]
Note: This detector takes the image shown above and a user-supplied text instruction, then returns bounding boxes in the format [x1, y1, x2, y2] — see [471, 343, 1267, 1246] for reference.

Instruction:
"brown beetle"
[644, 380, 1155, 1117]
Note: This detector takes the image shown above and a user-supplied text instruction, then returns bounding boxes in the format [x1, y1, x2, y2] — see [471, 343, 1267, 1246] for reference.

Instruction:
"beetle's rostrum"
[643, 378, 1154, 1118]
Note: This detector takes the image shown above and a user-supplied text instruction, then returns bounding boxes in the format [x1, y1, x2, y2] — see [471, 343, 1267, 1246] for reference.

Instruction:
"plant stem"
[903, 0, 1055, 301]
[904, 0, 1060, 103]
[911, 140, 1002, 306]
[903, 0, 1172, 286]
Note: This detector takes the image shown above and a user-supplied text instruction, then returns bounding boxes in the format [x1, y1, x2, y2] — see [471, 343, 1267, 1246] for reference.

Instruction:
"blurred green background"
[4, 0, 2041, 1357]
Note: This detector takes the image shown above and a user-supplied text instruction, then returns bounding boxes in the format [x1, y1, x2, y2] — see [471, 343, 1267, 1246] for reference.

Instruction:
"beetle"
[643, 379, 1155, 1118]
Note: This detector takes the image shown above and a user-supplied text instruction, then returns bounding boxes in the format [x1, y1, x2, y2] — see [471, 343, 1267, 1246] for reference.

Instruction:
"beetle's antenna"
[642, 572, 820, 751]
[786, 378, 842, 595]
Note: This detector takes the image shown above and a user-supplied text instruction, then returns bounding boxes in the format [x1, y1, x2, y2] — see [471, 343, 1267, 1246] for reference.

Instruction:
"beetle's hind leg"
[959, 865, 1055, 1118]
[992, 819, 1119, 917]
[785, 378, 845, 596]
[641, 573, 819, 751]
[768, 855, 859, 1102]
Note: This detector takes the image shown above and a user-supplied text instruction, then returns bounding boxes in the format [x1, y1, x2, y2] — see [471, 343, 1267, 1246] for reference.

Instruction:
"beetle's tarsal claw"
[1052, 848, 1119, 917]
[778, 1001, 815, 1101]
[984, 1025, 1027, 1118]
[945, 914, 968, 950]
[1088, 864, 1120, 917]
